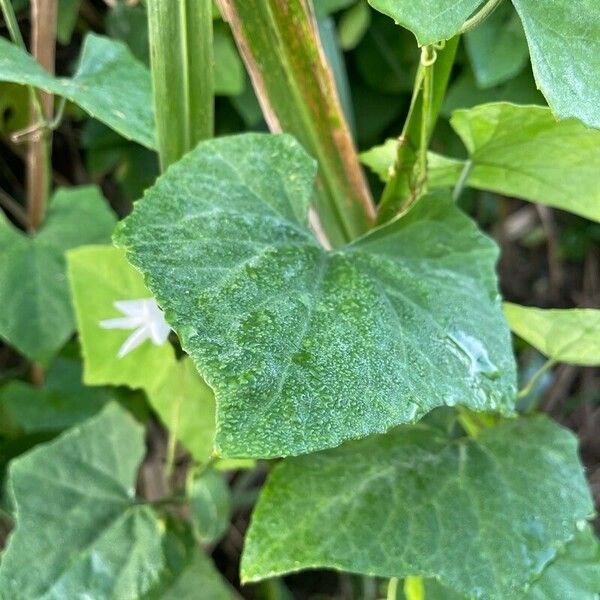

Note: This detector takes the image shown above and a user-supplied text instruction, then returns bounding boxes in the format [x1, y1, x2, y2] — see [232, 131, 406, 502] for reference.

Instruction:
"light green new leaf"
[0, 403, 166, 598]
[450, 104, 600, 222]
[0, 33, 155, 148]
[464, 3, 529, 88]
[511, 0, 600, 129]
[147, 357, 216, 463]
[0, 357, 111, 435]
[0, 186, 115, 362]
[242, 416, 594, 599]
[504, 303, 600, 366]
[366, 0, 483, 45]
[189, 469, 232, 544]
[67, 245, 175, 390]
[363, 104, 600, 223]
[116, 133, 516, 459]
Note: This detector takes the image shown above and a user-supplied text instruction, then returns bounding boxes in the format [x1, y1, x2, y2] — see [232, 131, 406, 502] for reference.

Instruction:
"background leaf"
[366, 0, 482, 45]
[67, 245, 175, 390]
[116, 133, 516, 459]
[504, 303, 600, 366]
[189, 468, 232, 545]
[0, 403, 166, 598]
[511, 0, 600, 129]
[0, 33, 155, 148]
[242, 416, 594, 599]
[0, 187, 115, 362]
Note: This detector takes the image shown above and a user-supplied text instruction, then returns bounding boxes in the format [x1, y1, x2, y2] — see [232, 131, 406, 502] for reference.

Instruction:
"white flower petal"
[99, 316, 145, 330]
[113, 299, 154, 316]
[117, 326, 151, 358]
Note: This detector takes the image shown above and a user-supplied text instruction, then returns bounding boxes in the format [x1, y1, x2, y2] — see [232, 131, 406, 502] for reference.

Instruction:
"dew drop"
[446, 331, 501, 380]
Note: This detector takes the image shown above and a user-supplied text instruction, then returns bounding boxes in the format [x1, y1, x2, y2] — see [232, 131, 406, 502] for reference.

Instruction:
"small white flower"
[99, 298, 171, 358]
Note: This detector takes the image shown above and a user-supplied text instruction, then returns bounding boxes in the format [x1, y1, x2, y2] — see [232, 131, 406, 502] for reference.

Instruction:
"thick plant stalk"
[147, 0, 213, 171]
[27, 0, 56, 231]
[217, 0, 375, 247]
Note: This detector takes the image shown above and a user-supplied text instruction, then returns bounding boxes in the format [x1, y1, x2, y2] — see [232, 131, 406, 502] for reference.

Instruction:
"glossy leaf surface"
[116, 133, 516, 458]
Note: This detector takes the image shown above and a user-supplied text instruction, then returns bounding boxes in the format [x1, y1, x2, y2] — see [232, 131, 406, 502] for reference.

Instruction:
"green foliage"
[242, 416, 594, 598]
[0, 187, 115, 362]
[362, 103, 600, 223]
[147, 357, 216, 463]
[367, 0, 481, 45]
[189, 468, 232, 544]
[116, 133, 516, 458]
[0, 403, 166, 598]
[511, 0, 600, 129]
[464, 3, 529, 88]
[505, 303, 600, 366]
[0, 357, 111, 435]
[67, 245, 174, 389]
[0, 33, 155, 148]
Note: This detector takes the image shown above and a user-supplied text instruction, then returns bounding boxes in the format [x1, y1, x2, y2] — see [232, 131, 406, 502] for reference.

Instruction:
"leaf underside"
[116, 133, 516, 459]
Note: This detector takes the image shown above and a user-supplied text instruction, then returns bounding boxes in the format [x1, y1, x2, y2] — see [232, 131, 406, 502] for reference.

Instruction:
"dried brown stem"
[26, 0, 57, 232]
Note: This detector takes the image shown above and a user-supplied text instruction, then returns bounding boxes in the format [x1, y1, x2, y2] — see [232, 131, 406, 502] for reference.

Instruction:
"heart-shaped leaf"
[116, 133, 516, 458]
[242, 416, 594, 599]
[0, 186, 115, 362]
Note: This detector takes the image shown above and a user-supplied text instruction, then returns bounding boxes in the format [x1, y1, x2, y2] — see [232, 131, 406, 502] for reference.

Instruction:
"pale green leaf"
[366, 0, 483, 45]
[504, 303, 600, 366]
[451, 103, 600, 223]
[511, 0, 600, 129]
[147, 357, 216, 463]
[242, 416, 594, 599]
[0, 33, 155, 148]
[0, 357, 110, 434]
[464, 3, 529, 88]
[66, 245, 175, 390]
[0, 187, 115, 362]
[214, 23, 245, 96]
[0, 403, 166, 598]
[115, 133, 516, 459]
[189, 469, 231, 544]
[360, 139, 463, 187]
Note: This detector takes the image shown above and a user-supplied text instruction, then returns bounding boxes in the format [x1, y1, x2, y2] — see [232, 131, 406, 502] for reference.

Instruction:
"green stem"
[452, 159, 473, 201]
[518, 358, 556, 403]
[147, 0, 214, 171]
[387, 577, 399, 600]
[377, 37, 459, 224]
[458, 0, 504, 35]
[0, 0, 25, 47]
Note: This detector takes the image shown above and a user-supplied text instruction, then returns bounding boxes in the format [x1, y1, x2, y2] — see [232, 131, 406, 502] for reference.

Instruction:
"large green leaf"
[0, 33, 155, 148]
[67, 245, 175, 390]
[504, 303, 600, 366]
[511, 0, 600, 129]
[366, 0, 482, 45]
[450, 103, 600, 223]
[0, 403, 166, 598]
[242, 416, 594, 599]
[115, 133, 516, 459]
[0, 187, 115, 362]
